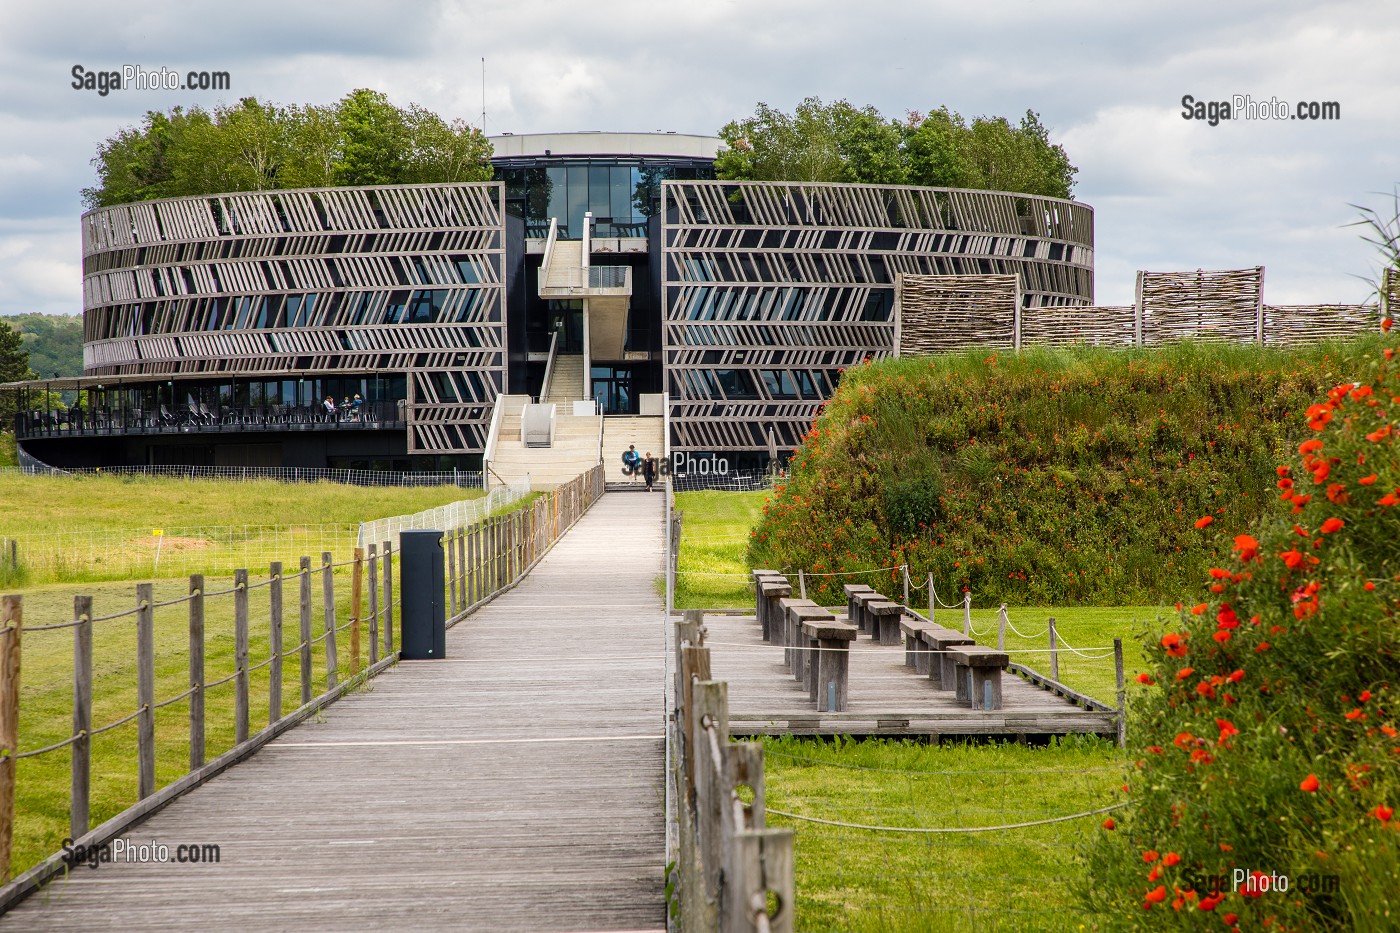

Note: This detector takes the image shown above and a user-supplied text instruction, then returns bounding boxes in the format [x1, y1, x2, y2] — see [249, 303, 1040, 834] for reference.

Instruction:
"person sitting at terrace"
[323, 396, 337, 420]
[351, 393, 364, 420]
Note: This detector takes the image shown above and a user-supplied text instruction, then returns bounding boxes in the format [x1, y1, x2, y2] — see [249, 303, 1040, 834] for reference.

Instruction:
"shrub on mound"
[748, 341, 1384, 605]
[1080, 331, 1399, 930]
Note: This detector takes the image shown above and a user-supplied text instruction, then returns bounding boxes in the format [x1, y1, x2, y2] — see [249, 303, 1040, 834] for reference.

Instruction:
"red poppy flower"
[1306, 404, 1334, 430]
[1360, 474, 1379, 485]
[1292, 523, 1310, 537]
[1193, 515, 1214, 529]
[1374, 805, 1394, 823]
[1196, 681, 1217, 699]
[1177, 667, 1195, 680]
[1198, 893, 1223, 911]
[1365, 581, 1376, 591]
[1310, 461, 1332, 483]
[1208, 567, 1231, 579]
[1276, 465, 1291, 477]
[1142, 850, 1160, 863]
[1162, 852, 1181, 866]
[1228, 669, 1245, 682]
[1345, 708, 1365, 721]
[1216, 718, 1239, 741]
[1233, 535, 1260, 562]
[1213, 630, 1232, 643]
[1145, 885, 1167, 903]
[1280, 549, 1305, 569]
[1368, 425, 1394, 442]
[1299, 439, 1324, 454]
[1190, 603, 1207, 616]
[1326, 483, 1350, 505]
[1102, 818, 1116, 830]
[1320, 517, 1345, 533]
[1300, 773, 1320, 792]
[1381, 493, 1400, 506]
[1224, 913, 1239, 925]
[1173, 731, 1194, 749]
[1136, 673, 1155, 685]
[1383, 317, 1395, 332]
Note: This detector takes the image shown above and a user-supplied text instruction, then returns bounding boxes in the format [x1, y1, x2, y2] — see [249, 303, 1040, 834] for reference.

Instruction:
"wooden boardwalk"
[4, 492, 668, 932]
[701, 614, 1119, 738]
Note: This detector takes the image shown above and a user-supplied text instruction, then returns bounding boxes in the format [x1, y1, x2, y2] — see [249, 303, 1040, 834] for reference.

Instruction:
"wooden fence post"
[903, 565, 910, 605]
[447, 529, 458, 615]
[466, 525, 476, 607]
[730, 829, 795, 933]
[382, 541, 394, 657]
[928, 573, 934, 623]
[798, 569, 806, 601]
[189, 575, 205, 769]
[0, 595, 19, 882]
[693, 679, 729, 910]
[234, 569, 249, 745]
[298, 556, 312, 705]
[963, 591, 972, 636]
[456, 527, 466, 603]
[1114, 637, 1126, 748]
[269, 562, 283, 725]
[322, 552, 338, 689]
[997, 604, 1008, 651]
[136, 583, 155, 799]
[1048, 617, 1059, 682]
[367, 545, 379, 666]
[71, 595, 92, 840]
[351, 548, 363, 676]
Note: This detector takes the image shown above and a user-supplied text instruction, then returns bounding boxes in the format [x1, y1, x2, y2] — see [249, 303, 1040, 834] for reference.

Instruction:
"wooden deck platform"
[4, 493, 669, 932]
[701, 614, 1119, 738]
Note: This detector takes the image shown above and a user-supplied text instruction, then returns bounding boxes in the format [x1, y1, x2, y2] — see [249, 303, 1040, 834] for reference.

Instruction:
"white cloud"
[1, 0, 1397, 316]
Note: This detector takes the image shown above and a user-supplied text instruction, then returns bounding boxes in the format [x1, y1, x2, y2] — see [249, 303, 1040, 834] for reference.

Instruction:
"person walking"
[622, 444, 641, 483]
[642, 451, 658, 492]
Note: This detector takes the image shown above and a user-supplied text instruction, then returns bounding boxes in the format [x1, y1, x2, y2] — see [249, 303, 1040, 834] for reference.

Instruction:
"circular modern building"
[13, 131, 1094, 472]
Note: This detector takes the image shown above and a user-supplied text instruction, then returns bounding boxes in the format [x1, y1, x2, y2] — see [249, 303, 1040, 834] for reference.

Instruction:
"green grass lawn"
[9, 570, 383, 880]
[672, 490, 770, 609]
[762, 735, 1127, 931]
[0, 473, 481, 585]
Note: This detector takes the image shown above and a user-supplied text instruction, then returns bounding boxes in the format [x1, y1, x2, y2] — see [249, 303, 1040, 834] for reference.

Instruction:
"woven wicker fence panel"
[1140, 267, 1262, 345]
[897, 274, 1017, 355]
[1263, 305, 1380, 347]
[1384, 269, 1399, 318]
[1020, 305, 1136, 347]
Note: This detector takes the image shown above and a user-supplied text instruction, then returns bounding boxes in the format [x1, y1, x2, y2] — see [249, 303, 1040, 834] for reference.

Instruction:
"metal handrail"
[539, 330, 559, 403]
[481, 397, 508, 491]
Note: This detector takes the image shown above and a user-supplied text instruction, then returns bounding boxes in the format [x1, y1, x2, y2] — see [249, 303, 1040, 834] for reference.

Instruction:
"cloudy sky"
[1, 0, 1396, 315]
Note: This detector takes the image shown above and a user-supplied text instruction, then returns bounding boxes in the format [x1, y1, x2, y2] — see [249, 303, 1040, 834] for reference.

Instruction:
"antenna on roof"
[481, 57, 486, 135]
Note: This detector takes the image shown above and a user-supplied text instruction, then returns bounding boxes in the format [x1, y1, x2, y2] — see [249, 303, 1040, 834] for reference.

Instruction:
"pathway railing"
[673, 610, 794, 932]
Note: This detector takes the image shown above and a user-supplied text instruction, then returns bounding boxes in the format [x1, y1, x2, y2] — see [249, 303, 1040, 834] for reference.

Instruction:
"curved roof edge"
[487, 131, 723, 161]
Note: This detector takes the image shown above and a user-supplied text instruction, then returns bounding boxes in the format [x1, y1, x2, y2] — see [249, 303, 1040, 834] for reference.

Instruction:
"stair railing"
[539, 329, 559, 403]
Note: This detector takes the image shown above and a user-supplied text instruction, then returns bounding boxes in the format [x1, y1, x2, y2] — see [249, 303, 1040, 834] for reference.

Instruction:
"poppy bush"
[749, 340, 1384, 605]
[1080, 328, 1399, 930]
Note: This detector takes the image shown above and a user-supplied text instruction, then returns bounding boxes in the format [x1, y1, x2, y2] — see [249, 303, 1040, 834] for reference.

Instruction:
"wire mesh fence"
[5, 458, 485, 489]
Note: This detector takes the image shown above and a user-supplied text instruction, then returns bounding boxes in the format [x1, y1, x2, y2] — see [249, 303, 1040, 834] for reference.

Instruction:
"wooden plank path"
[701, 614, 1119, 738]
[4, 492, 668, 932]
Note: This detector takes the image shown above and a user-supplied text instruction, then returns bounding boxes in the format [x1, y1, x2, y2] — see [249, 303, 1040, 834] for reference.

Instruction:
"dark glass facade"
[495, 158, 715, 238]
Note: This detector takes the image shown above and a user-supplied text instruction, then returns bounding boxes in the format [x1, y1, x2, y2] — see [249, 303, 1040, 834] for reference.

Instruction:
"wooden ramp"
[701, 614, 1119, 738]
[5, 493, 668, 932]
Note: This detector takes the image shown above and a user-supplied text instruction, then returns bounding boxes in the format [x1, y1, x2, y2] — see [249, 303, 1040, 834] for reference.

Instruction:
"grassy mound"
[749, 340, 1385, 606]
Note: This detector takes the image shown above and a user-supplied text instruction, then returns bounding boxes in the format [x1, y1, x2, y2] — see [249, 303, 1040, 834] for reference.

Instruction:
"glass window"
[715, 369, 759, 399]
[546, 166, 568, 234]
[760, 370, 798, 399]
[588, 165, 611, 222]
[566, 165, 588, 239]
[611, 168, 634, 230]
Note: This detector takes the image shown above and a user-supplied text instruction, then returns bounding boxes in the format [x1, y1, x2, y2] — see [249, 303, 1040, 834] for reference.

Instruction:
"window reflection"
[498, 159, 715, 238]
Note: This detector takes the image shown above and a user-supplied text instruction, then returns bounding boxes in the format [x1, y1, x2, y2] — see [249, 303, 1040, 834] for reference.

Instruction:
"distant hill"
[8, 314, 83, 379]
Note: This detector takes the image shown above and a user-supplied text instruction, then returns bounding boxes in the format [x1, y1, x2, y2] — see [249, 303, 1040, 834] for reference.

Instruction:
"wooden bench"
[899, 618, 937, 674]
[920, 629, 976, 690]
[947, 645, 1010, 710]
[751, 569, 788, 642]
[842, 584, 875, 633]
[756, 579, 792, 643]
[776, 597, 820, 669]
[783, 601, 834, 684]
[863, 599, 906, 646]
[799, 619, 857, 711]
[849, 590, 889, 639]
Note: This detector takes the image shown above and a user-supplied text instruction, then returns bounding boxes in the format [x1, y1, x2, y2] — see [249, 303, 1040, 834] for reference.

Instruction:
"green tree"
[334, 89, 409, 186]
[281, 104, 343, 189]
[9, 314, 83, 379]
[716, 98, 1079, 200]
[0, 320, 36, 427]
[402, 106, 493, 184]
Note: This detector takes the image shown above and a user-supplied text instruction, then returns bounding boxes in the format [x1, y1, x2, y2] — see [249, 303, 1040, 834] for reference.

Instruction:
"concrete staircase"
[545, 355, 585, 406]
[489, 405, 602, 489]
[602, 416, 666, 488]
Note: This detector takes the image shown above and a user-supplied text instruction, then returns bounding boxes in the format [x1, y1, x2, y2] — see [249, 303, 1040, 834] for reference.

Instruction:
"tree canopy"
[8, 314, 83, 379]
[83, 90, 494, 209]
[715, 97, 1078, 199]
[0, 319, 36, 425]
